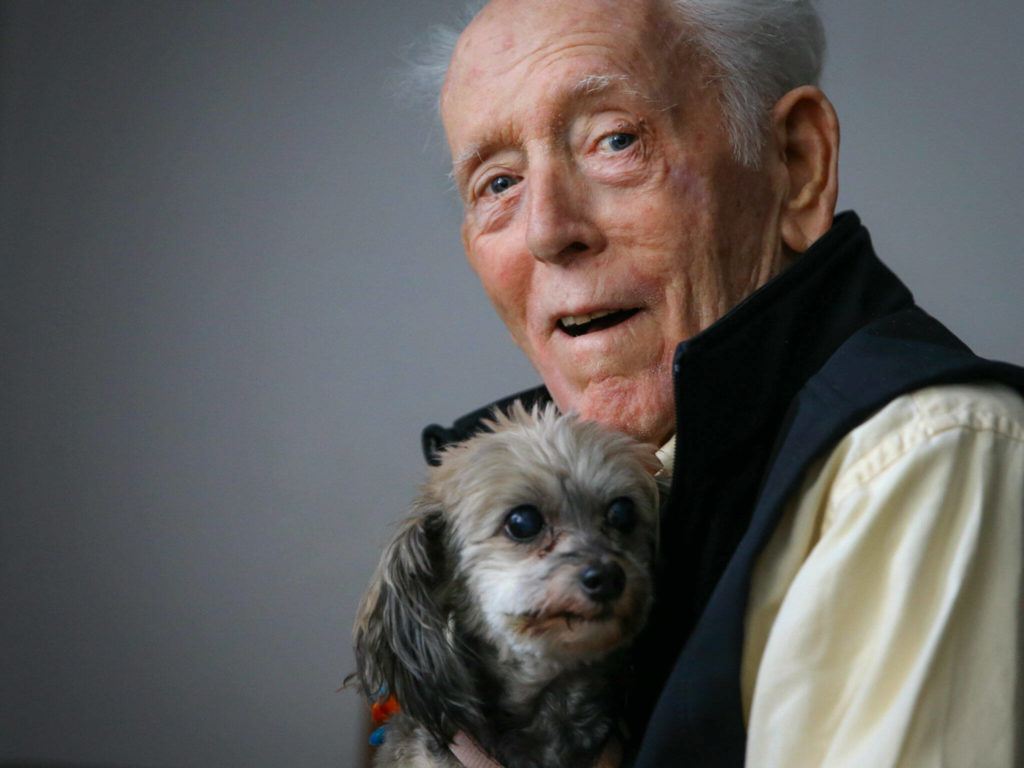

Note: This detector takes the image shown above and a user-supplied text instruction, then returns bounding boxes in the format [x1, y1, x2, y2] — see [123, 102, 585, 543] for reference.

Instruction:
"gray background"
[1, 1, 1021, 766]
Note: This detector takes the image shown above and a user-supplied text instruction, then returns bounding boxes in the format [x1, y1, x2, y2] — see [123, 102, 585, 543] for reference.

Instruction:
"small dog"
[353, 403, 661, 768]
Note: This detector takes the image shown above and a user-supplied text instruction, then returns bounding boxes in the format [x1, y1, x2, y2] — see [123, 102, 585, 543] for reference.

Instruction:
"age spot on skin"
[668, 162, 705, 201]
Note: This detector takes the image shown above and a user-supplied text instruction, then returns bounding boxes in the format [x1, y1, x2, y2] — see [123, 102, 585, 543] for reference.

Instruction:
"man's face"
[442, 0, 787, 444]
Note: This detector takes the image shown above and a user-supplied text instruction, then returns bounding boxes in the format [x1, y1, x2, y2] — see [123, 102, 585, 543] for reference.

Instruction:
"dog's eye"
[504, 505, 545, 542]
[606, 497, 636, 534]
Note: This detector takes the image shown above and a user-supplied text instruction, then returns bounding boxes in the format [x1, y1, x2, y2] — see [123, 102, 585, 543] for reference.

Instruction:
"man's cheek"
[666, 160, 711, 201]
[493, 255, 532, 290]
[479, 263, 533, 328]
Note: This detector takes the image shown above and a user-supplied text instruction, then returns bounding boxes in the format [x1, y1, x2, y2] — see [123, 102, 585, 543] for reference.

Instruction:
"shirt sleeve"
[742, 383, 1024, 768]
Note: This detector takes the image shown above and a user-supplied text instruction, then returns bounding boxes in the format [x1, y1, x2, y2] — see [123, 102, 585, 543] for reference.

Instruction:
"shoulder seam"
[821, 392, 1024, 526]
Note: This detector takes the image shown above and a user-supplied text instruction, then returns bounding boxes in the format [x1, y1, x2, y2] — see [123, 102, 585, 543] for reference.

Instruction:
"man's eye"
[598, 132, 637, 153]
[486, 175, 518, 195]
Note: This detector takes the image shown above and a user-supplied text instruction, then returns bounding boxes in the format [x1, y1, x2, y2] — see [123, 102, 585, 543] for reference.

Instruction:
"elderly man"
[415, 0, 1024, 765]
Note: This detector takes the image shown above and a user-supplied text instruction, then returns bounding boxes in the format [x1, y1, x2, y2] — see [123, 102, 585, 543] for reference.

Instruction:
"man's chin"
[557, 379, 675, 445]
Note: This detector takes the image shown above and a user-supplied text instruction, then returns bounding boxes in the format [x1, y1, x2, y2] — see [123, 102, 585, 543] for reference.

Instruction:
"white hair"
[410, 0, 825, 167]
[671, 0, 825, 165]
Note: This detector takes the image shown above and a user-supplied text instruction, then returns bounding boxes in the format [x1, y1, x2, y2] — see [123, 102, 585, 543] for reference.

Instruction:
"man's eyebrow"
[572, 73, 634, 98]
[570, 72, 660, 104]
[451, 142, 486, 187]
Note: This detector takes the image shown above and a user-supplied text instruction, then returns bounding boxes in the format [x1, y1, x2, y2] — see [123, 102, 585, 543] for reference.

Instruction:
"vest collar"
[660, 210, 916, 641]
[672, 212, 911, 489]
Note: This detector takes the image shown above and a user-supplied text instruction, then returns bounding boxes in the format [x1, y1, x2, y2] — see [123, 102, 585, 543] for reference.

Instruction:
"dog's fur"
[353, 404, 661, 768]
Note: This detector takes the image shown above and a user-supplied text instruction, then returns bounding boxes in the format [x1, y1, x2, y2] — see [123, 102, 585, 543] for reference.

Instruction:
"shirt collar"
[656, 435, 676, 478]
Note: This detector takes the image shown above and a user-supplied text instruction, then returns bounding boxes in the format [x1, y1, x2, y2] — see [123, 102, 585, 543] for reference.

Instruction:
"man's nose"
[524, 165, 605, 263]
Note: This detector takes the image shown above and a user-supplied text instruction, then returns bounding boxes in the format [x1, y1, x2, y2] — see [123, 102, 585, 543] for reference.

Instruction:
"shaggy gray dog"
[353, 404, 661, 768]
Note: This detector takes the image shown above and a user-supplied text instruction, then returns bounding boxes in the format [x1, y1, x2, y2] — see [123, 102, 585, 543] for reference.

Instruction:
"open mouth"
[557, 308, 640, 337]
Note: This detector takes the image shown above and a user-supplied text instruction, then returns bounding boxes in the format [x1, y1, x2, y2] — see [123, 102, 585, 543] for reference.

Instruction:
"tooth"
[561, 309, 615, 327]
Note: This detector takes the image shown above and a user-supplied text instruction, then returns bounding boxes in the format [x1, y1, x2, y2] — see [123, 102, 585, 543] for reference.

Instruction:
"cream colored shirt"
[740, 382, 1024, 767]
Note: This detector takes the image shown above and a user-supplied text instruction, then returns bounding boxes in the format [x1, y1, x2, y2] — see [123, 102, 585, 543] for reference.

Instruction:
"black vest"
[420, 212, 1024, 766]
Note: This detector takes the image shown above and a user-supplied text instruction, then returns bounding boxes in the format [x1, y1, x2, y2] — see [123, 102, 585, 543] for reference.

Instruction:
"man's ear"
[770, 86, 839, 253]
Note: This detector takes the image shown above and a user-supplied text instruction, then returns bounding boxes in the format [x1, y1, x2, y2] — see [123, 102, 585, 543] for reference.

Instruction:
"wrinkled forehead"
[441, 0, 685, 140]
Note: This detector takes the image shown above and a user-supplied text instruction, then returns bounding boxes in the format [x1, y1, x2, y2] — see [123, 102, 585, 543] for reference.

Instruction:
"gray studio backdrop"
[2, 1, 1022, 766]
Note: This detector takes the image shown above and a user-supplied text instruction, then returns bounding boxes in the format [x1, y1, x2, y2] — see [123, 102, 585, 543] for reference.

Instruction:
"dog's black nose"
[579, 562, 626, 602]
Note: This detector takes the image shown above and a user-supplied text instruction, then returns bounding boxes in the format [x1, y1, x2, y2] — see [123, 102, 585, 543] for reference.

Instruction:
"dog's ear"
[353, 496, 480, 743]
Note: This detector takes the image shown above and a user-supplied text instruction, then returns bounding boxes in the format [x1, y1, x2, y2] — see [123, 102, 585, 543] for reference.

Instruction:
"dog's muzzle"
[579, 561, 626, 603]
